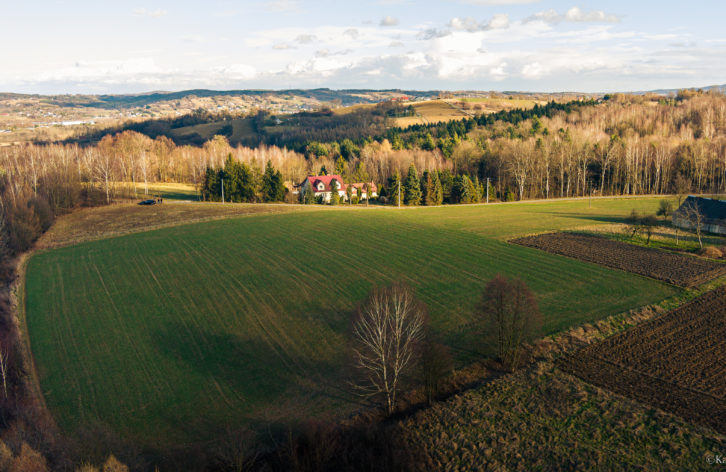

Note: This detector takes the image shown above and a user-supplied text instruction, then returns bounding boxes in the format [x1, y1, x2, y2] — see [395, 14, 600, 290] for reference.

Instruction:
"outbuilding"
[673, 196, 726, 235]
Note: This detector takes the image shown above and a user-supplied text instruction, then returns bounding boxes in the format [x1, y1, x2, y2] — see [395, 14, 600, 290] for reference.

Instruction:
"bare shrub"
[698, 246, 722, 259]
[479, 274, 542, 371]
[9, 442, 48, 472]
[418, 334, 453, 405]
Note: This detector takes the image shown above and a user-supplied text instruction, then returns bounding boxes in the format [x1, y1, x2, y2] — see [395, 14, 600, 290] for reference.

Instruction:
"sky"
[2, 0, 725, 94]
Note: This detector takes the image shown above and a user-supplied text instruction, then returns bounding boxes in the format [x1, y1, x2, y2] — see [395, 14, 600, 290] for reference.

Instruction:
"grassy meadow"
[25, 197, 679, 448]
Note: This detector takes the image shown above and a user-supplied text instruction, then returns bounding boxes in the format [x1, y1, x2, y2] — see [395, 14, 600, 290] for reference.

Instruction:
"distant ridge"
[0, 88, 442, 110]
[632, 84, 726, 95]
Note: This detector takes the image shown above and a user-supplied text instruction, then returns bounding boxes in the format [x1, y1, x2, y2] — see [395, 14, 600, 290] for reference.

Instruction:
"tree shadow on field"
[149, 320, 358, 431]
[151, 323, 310, 406]
[540, 212, 628, 225]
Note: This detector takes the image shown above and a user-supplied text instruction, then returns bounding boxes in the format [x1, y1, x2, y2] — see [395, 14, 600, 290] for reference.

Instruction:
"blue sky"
[2, 0, 724, 94]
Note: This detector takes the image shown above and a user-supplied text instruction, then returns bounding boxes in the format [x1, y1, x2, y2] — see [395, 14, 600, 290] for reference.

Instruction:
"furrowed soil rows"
[512, 232, 726, 287]
[559, 286, 726, 434]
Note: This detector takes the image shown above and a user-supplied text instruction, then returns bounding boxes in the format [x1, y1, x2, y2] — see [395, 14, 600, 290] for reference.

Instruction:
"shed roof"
[676, 196, 726, 222]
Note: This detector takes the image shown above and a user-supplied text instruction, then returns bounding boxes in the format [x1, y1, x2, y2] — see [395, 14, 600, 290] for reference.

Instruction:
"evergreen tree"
[340, 138, 360, 160]
[432, 171, 443, 205]
[329, 179, 340, 205]
[438, 169, 454, 202]
[300, 182, 317, 204]
[319, 165, 328, 176]
[223, 155, 256, 202]
[471, 176, 482, 203]
[335, 155, 347, 178]
[421, 171, 433, 205]
[387, 170, 401, 206]
[201, 167, 219, 201]
[452, 175, 474, 203]
[404, 164, 422, 205]
[363, 182, 370, 206]
[261, 161, 285, 202]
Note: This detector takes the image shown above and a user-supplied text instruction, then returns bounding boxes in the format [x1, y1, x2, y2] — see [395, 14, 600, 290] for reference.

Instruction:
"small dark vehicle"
[138, 199, 156, 205]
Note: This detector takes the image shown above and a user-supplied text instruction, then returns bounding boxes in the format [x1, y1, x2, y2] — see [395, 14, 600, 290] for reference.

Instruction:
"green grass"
[25, 197, 678, 448]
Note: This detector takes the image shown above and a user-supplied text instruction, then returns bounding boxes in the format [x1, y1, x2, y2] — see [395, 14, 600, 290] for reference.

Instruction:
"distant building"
[348, 182, 378, 199]
[673, 196, 726, 235]
[299, 175, 347, 202]
[298, 175, 378, 202]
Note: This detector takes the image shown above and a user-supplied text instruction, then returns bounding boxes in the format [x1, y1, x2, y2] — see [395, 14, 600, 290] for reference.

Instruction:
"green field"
[25, 198, 679, 448]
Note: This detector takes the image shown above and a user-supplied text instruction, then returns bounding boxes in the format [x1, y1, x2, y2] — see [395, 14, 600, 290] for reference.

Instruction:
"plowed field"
[559, 287, 726, 434]
[512, 232, 726, 287]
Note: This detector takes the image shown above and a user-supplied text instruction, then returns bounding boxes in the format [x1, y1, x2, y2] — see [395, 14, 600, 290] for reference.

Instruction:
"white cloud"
[380, 16, 399, 27]
[272, 43, 295, 50]
[460, 0, 539, 4]
[132, 8, 168, 18]
[449, 14, 509, 32]
[267, 0, 300, 12]
[295, 34, 318, 44]
[344, 28, 360, 39]
[525, 7, 619, 24]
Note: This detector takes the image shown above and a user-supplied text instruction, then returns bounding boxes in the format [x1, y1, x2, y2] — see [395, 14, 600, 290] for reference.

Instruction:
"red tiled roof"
[349, 182, 378, 192]
[304, 175, 347, 192]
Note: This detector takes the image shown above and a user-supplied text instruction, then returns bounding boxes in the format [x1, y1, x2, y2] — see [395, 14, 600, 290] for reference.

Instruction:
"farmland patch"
[399, 361, 725, 470]
[512, 232, 726, 287]
[26, 208, 676, 447]
[559, 286, 726, 434]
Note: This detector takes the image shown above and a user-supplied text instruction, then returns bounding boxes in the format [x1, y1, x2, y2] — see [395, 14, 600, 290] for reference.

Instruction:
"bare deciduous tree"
[479, 274, 542, 371]
[679, 199, 706, 248]
[351, 282, 426, 415]
[419, 333, 453, 405]
[0, 342, 7, 399]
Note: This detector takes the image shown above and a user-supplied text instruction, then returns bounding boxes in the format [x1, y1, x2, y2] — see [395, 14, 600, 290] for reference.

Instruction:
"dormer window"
[318, 183, 324, 191]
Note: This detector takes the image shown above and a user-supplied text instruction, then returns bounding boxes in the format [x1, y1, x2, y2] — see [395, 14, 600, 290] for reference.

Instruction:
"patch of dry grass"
[399, 361, 725, 471]
[391, 100, 469, 127]
[37, 202, 322, 249]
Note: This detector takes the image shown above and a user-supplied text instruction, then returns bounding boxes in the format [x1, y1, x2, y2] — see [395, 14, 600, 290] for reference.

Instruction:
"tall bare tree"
[351, 282, 426, 415]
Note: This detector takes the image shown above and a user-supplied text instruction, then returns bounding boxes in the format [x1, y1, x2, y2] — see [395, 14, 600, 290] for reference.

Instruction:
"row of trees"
[200, 155, 286, 203]
[383, 164, 496, 205]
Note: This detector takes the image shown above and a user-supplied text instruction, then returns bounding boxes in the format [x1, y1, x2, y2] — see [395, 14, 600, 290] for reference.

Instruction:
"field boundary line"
[10, 251, 60, 435]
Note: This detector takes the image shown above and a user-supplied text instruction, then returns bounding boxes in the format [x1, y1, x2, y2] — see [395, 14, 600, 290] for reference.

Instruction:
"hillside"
[0, 88, 442, 144]
[25, 198, 677, 451]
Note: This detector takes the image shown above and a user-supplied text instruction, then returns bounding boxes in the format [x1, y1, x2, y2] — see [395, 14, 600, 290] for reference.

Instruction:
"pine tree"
[388, 170, 401, 206]
[261, 161, 285, 202]
[432, 171, 443, 205]
[472, 176, 482, 203]
[329, 179, 340, 205]
[301, 181, 317, 204]
[335, 155, 347, 178]
[404, 164, 422, 205]
[422, 171, 433, 205]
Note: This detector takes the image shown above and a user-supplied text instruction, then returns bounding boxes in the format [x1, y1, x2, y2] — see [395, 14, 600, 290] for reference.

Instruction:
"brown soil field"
[512, 232, 726, 287]
[559, 286, 726, 434]
[398, 361, 725, 471]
